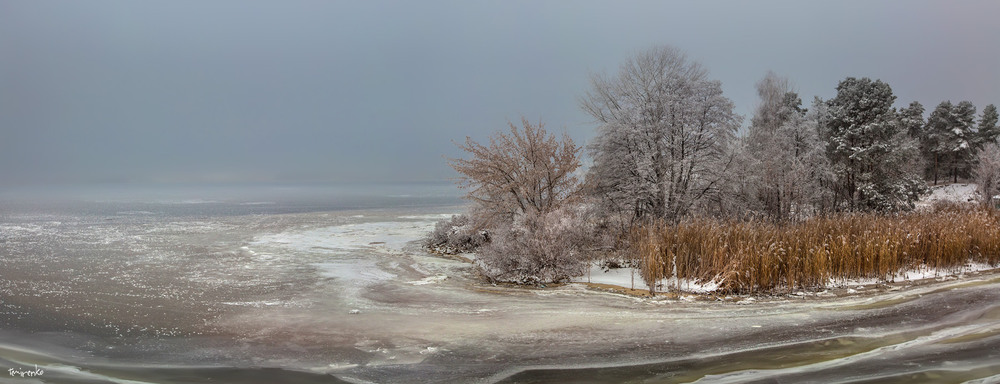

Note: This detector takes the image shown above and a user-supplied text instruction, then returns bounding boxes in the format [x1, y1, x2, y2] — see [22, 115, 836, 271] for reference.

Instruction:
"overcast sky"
[2, 1, 998, 187]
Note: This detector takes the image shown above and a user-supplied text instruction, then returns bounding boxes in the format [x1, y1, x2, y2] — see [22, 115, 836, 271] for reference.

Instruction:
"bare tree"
[582, 46, 740, 225]
[449, 118, 588, 284]
[743, 72, 832, 220]
[450, 118, 582, 226]
[749, 71, 796, 133]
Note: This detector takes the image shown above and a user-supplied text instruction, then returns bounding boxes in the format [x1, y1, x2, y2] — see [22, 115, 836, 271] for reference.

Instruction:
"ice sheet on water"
[408, 275, 448, 285]
[572, 263, 721, 293]
[573, 264, 649, 290]
[0, 224, 47, 236]
[251, 220, 438, 254]
[314, 261, 397, 282]
[244, 216, 451, 289]
[397, 213, 457, 220]
[116, 210, 158, 215]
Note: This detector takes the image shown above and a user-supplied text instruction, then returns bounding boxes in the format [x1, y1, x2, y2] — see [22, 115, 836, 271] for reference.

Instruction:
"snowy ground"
[575, 263, 648, 291]
[915, 182, 979, 209]
[574, 259, 1000, 296]
[572, 263, 723, 294]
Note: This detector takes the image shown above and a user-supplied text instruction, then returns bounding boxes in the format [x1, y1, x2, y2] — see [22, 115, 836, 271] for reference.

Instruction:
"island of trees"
[426, 46, 1000, 294]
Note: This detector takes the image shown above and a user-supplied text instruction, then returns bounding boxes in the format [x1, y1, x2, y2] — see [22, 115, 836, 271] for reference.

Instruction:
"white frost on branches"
[582, 46, 741, 224]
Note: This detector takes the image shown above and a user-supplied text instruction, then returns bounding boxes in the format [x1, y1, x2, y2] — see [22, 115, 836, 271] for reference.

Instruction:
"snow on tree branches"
[582, 46, 741, 225]
[742, 72, 832, 220]
[431, 46, 998, 290]
[823, 77, 925, 212]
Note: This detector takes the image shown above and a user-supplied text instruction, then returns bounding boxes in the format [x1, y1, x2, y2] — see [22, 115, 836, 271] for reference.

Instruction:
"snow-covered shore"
[573, 259, 999, 297]
[569, 183, 996, 296]
[915, 182, 979, 208]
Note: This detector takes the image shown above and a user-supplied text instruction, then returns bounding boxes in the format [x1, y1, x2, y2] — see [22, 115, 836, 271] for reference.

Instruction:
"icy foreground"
[2, 203, 1000, 383]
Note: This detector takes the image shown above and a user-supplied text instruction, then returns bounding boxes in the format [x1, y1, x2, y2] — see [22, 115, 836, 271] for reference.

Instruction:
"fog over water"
[0, 183, 461, 215]
[3, 1, 1000, 187]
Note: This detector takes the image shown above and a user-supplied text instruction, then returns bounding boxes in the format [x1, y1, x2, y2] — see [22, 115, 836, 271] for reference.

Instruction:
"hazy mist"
[2, 0, 998, 187]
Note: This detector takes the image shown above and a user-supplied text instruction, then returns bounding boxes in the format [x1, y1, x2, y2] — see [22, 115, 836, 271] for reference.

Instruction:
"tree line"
[427, 45, 1000, 285]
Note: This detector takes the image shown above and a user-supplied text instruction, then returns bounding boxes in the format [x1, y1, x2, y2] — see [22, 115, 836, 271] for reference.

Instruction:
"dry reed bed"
[631, 206, 1000, 294]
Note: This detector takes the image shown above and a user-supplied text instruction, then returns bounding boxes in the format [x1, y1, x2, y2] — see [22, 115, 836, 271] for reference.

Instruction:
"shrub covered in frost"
[475, 208, 590, 285]
[424, 214, 489, 254]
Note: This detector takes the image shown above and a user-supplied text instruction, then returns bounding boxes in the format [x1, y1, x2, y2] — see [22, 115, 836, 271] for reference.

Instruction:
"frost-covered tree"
[823, 77, 924, 212]
[450, 118, 582, 226]
[974, 143, 1000, 207]
[582, 46, 741, 225]
[449, 118, 588, 284]
[978, 104, 1000, 145]
[423, 213, 490, 254]
[743, 72, 831, 220]
[748, 71, 799, 133]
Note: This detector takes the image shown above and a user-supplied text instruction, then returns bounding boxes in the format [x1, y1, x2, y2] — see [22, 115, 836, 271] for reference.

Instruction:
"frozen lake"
[2, 184, 1000, 383]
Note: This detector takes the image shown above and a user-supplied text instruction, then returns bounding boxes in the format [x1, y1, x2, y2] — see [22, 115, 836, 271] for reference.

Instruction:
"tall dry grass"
[630, 205, 1000, 294]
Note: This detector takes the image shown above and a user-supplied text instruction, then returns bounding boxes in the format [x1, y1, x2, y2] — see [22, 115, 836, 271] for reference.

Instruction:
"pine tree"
[949, 101, 978, 182]
[900, 101, 925, 139]
[924, 101, 954, 184]
[924, 101, 980, 183]
[979, 104, 1000, 145]
[823, 77, 924, 211]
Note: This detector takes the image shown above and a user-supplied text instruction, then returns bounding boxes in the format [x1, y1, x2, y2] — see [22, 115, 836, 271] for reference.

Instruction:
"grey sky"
[2, 0, 998, 186]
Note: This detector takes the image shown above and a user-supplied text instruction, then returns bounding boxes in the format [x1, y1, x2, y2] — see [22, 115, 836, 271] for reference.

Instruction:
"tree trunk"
[933, 155, 938, 185]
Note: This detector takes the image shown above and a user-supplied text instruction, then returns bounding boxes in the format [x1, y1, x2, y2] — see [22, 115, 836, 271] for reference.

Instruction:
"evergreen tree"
[823, 77, 924, 211]
[900, 101, 925, 139]
[924, 101, 954, 184]
[949, 101, 978, 182]
[924, 101, 979, 183]
[979, 104, 1000, 145]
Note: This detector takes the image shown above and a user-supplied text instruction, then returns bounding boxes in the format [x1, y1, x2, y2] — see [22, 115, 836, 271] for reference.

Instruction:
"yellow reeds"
[630, 206, 1000, 294]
